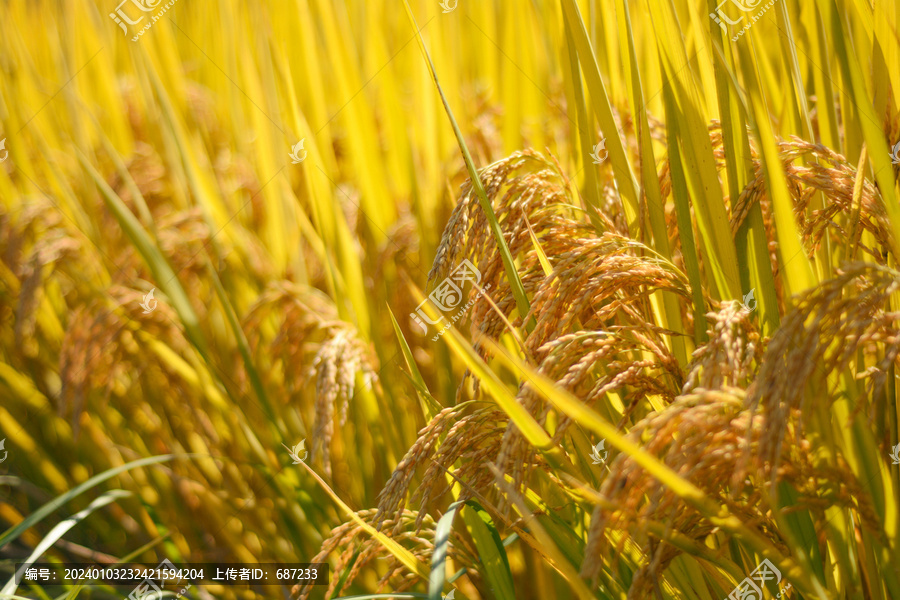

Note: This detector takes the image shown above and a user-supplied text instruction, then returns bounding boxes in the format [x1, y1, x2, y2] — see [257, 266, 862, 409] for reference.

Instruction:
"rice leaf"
[616, 0, 687, 366]
[388, 306, 441, 421]
[560, 0, 641, 236]
[651, 0, 742, 300]
[428, 501, 463, 600]
[824, 0, 900, 261]
[2, 490, 131, 595]
[461, 501, 515, 600]
[0, 456, 175, 549]
[297, 460, 430, 582]
[402, 0, 531, 324]
[735, 35, 817, 298]
[75, 150, 210, 359]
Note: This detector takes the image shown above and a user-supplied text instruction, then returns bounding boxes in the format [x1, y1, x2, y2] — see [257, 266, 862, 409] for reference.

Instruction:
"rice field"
[1, 0, 900, 599]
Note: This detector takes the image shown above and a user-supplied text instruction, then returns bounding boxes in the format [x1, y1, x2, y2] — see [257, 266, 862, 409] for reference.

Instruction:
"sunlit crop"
[2, 1, 900, 599]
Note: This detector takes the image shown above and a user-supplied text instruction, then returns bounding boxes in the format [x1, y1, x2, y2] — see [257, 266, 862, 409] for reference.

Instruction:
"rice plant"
[1, 0, 899, 599]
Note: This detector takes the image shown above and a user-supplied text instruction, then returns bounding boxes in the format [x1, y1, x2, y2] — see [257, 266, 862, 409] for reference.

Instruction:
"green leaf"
[76, 150, 210, 359]
[428, 501, 463, 600]
[560, 0, 641, 236]
[616, 0, 687, 367]
[0, 455, 176, 549]
[297, 460, 431, 582]
[735, 32, 817, 299]
[462, 502, 515, 600]
[708, 16, 779, 335]
[775, 482, 826, 587]
[824, 0, 900, 262]
[402, 1, 531, 326]
[3, 491, 131, 595]
[651, 0, 742, 300]
[662, 82, 708, 344]
[389, 306, 441, 421]
[205, 260, 281, 431]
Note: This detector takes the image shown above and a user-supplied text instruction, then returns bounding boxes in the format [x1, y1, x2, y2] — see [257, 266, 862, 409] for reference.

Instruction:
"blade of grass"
[487, 465, 596, 600]
[76, 150, 209, 359]
[204, 259, 283, 434]
[296, 460, 431, 583]
[825, 0, 900, 261]
[808, 1, 841, 152]
[402, 1, 531, 326]
[461, 501, 515, 600]
[661, 81, 708, 343]
[411, 286, 553, 454]
[708, 22, 779, 334]
[561, 0, 641, 237]
[735, 34, 818, 298]
[0, 455, 175, 549]
[428, 501, 463, 600]
[388, 306, 441, 421]
[775, 0, 833, 281]
[616, 0, 688, 367]
[651, 0, 742, 301]
[523, 216, 553, 277]
[2, 491, 131, 595]
[561, 11, 605, 234]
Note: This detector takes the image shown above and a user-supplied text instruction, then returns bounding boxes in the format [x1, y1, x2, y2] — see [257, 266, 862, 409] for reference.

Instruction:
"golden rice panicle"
[750, 263, 900, 468]
[294, 509, 471, 600]
[243, 282, 342, 397]
[409, 406, 505, 529]
[522, 233, 688, 366]
[682, 302, 762, 393]
[488, 235, 690, 494]
[242, 282, 378, 476]
[58, 284, 190, 427]
[581, 382, 878, 598]
[374, 405, 459, 532]
[7, 225, 81, 360]
[375, 405, 504, 533]
[308, 328, 377, 476]
[579, 390, 776, 588]
[429, 151, 589, 310]
[727, 135, 896, 262]
[418, 150, 694, 506]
